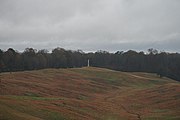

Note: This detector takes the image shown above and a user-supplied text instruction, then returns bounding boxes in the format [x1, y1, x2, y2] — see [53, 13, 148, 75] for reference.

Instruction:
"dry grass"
[0, 67, 179, 120]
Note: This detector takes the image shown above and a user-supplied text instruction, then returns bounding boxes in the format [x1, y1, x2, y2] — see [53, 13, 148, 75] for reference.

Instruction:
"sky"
[0, 0, 180, 53]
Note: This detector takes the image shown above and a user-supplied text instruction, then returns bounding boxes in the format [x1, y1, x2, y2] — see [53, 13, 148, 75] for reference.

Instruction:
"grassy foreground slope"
[0, 67, 179, 120]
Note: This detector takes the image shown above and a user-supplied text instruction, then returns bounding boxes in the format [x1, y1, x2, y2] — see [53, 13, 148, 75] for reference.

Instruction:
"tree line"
[0, 47, 180, 81]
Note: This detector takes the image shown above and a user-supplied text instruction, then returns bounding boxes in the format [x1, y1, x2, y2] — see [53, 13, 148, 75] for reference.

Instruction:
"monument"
[87, 59, 89, 67]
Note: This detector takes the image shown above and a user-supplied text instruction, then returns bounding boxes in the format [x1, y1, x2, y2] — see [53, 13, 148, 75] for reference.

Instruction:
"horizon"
[1, 47, 179, 54]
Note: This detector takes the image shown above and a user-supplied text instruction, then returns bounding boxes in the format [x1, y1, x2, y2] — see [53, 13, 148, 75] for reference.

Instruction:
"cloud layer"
[0, 0, 180, 52]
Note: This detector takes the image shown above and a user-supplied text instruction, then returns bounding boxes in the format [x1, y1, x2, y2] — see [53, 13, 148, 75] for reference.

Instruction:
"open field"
[0, 67, 180, 120]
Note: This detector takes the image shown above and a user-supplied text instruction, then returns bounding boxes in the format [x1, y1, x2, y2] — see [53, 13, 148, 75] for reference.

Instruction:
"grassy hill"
[0, 67, 179, 120]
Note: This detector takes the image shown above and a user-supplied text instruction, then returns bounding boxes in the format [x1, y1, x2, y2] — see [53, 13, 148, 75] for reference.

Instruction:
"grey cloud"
[0, 0, 180, 52]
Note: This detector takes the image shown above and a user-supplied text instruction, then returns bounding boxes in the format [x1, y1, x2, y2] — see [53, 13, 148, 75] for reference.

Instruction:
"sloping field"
[0, 67, 179, 120]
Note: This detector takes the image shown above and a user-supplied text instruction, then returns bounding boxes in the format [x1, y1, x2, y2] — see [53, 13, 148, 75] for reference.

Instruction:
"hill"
[0, 67, 179, 120]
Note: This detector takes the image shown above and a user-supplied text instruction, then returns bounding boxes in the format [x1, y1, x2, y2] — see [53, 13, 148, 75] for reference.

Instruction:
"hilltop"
[1, 48, 180, 82]
[0, 67, 180, 120]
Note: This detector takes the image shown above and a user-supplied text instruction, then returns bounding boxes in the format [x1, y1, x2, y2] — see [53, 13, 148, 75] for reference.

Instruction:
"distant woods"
[0, 47, 180, 81]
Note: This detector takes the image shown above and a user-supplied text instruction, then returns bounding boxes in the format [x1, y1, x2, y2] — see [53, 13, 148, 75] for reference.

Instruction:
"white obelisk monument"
[87, 59, 90, 67]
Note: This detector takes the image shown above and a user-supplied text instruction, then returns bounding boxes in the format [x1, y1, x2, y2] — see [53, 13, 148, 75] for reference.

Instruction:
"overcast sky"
[0, 0, 180, 52]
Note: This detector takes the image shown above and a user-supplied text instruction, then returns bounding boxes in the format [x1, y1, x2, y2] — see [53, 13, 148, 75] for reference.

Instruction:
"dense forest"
[0, 47, 180, 81]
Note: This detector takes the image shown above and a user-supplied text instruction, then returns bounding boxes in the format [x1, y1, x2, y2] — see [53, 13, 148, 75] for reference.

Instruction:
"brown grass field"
[0, 67, 179, 120]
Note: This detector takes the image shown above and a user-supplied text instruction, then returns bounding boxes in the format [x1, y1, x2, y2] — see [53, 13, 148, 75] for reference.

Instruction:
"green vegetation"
[144, 116, 180, 120]
[7, 95, 64, 101]
[77, 95, 88, 100]
[0, 100, 68, 120]
[24, 92, 40, 97]
[153, 109, 169, 113]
